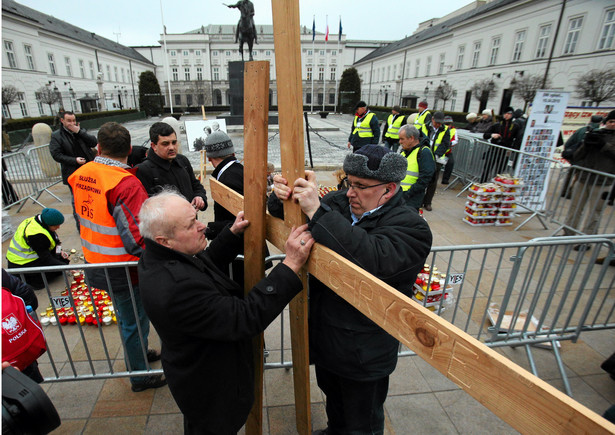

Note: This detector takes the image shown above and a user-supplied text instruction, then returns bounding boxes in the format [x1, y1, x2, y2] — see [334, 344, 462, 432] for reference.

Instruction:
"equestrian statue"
[225, 0, 257, 61]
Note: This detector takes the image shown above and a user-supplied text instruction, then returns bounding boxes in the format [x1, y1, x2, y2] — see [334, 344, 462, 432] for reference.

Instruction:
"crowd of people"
[3, 103, 614, 433]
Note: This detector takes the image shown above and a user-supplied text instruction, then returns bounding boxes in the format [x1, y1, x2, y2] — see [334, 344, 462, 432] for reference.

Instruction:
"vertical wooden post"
[271, 1, 311, 433]
[243, 61, 270, 434]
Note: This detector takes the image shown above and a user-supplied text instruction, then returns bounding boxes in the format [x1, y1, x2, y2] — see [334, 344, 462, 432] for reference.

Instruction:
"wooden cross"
[211, 1, 615, 433]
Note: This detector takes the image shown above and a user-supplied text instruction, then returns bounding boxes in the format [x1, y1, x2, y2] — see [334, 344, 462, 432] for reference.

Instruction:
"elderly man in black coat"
[137, 189, 314, 434]
[136, 122, 208, 211]
[270, 145, 433, 435]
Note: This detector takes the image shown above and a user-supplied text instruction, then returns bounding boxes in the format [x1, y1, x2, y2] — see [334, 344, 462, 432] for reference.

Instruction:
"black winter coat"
[138, 227, 302, 433]
[136, 149, 208, 209]
[49, 127, 97, 184]
[207, 157, 243, 239]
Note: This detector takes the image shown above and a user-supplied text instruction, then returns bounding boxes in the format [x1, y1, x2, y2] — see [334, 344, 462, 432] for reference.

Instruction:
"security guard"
[347, 101, 380, 152]
[414, 101, 432, 137]
[399, 125, 435, 210]
[382, 105, 408, 153]
[422, 111, 451, 211]
[6, 208, 69, 289]
[442, 115, 458, 184]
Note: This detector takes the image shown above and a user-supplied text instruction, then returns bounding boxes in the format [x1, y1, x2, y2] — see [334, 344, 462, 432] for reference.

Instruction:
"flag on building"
[339, 18, 342, 41]
[312, 17, 315, 41]
[325, 22, 329, 41]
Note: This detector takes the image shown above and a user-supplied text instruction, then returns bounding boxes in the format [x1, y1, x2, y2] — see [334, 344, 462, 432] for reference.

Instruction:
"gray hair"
[139, 188, 187, 240]
[399, 124, 419, 140]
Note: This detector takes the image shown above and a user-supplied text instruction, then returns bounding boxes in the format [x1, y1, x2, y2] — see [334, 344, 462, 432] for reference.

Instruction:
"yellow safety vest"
[414, 110, 431, 136]
[384, 114, 405, 140]
[400, 146, 432, 190]
[352, 112, 376, 138]
[433, 126, 450, 155]
[6, 217, 56, 265]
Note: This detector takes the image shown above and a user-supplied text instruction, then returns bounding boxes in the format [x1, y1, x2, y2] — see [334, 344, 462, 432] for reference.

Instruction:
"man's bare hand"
[230, 211, 250, 235]
[272, 174, 292, 201]
[192, 196, 205, 210]
[347, 142, 352, 149]
[76, 157, 86, 165]
[282, 224, 314, 273]
[292, 170, 320, 219]
[66, 123, 81, 134]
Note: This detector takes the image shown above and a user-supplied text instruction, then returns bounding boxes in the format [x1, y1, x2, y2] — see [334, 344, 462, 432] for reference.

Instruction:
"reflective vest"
[68, 162, 139, 264]
[352, 112, 376, 138]
[447, 127, 457, 155]
[414, 110, 431, 136]
[401, 146, 432, 191]
[384, 114, 405, 140]
[6, 217, 55, 265]
[432, 126, 450, 155]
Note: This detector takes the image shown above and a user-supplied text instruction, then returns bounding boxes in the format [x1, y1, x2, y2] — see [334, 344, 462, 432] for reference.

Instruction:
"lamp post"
[64, 81, 75, 112]
[96, 73, 104, 111]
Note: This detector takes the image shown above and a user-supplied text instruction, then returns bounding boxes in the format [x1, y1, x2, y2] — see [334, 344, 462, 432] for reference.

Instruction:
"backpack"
[2, 288, 47, 371]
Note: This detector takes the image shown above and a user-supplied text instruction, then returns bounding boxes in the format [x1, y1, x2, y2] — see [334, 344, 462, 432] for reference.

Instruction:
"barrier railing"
[9, 235, 614, 398]
[26, 144, 63, 206]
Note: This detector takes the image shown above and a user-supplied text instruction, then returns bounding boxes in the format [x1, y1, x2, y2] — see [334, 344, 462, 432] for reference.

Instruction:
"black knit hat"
[606, 110, 615, 122]
[354, 100, 367, 110]
[343, 145, 407, 183]
[204, 131, 234, 158]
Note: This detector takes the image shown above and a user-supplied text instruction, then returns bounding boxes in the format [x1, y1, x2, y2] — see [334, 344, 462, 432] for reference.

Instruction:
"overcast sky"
[16, 0, 473, 46]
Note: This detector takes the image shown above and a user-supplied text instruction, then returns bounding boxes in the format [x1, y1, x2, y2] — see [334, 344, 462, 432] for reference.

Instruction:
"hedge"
[4, 109, 140, 132]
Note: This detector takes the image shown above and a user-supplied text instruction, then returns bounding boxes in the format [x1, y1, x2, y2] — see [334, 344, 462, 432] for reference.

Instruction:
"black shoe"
[131, 375, 167, 392]
[441, 180, 449, 185]
[424, 204, 433, 211]
[147, 349, 161, 362]
[573, 244, 590, 252]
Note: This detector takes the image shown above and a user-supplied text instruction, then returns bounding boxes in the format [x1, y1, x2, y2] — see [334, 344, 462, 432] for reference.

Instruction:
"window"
[535, 25, 551, 58]
[319, 50, 324, 55]
[387, 66, 391, 81]
[563, 17, 583, 54]
[195, 49, 201, 56]
[406, 61, 411, 78]
[318, 67, 324, 81]
[184, 67, 191, 81]
[170, 50, 176, 56]
[37, 101, 45, 116]
[438, 53, 445, 74]
[1, 105, 8, 118]
[598, 9, 615, 50]
[306, 92, 312, 104]
[225, 50, 231, 56]
[307, 49, 312, 55]
[65, 57, 72, 76]
[24, 44, 35, 70]
[329, 93, 335, 104]
[4, 41, 17, 68]
[415, 59, 420, 77]
[489, 37, 500, 65]
[174, 94, 181, 105]
[212, 50, 218, 56]
[79, 59, 86, 78]
[17, 93, 27, 117]
[426, 56, 432, 76]
[171, 67, 178, 81]
[89, 61, 95, 79]
[183, 50, 189, 56]
[196, 67, 203, 80]
[471, 41, 481, 68]
[266, 50, 271, 56]
[213, 67, 219, 81]
[512, 30, 526, 62]
[332, 50, 337, 56]
[48, 53, 56, 75]
[456, 45, 465, 69]
[114, 66, 119, 81]
[186, 94, 193, 106]
[307, 66, 312, 81]
[330, 67, 336, 81]
[106, 65, 111, 81]
[121, 68, 126, 82]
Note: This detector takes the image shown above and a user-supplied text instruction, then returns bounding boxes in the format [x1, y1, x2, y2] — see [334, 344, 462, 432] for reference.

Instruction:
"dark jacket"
[475, 116, 493, 133]
[483, 118, 520, 150]
[138, 227, 302, 433]
[562, 122, 601, 163]
[401, 136, 435, 209]
[2, 269, 38, 310]
[381, 114, 408, 143]
[426, 124, 451, 158]
[136, 149, 208, 209]
[573, 128, 615, 182]
[49, 127, 97, 184]
[207, 156, 243, 239]
[348, 110, 380, 150]
[269, 189, 432, 380]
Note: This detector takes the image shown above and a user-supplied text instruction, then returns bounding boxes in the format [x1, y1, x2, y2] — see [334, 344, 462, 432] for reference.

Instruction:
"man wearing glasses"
[269, 145, 432, 434]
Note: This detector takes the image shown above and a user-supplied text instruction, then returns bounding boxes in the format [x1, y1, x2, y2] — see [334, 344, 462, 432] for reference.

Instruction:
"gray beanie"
[343, 145, 407, 183]
[204, 130, 234, 158]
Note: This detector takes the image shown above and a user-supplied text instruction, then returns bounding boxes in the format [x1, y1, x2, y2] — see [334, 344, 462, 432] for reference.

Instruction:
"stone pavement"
[2, 113, 614, 434]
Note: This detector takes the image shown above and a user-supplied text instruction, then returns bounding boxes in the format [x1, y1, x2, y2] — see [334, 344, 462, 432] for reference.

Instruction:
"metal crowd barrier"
[9, 235, 614, 398]
[2, 143, 62, 212]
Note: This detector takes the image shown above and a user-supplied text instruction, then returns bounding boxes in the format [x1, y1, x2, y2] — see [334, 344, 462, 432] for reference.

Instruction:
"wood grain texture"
[209, 179, 615, 435]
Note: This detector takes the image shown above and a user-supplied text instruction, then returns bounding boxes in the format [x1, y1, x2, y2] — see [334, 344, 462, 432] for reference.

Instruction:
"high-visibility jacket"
[432, 126, 450, 155]
[384, 114, 405, 140]
[414, 110, 431, 136]
[352, 112, 376, 138]
[6, 217, 55, 265]
[68, 162, 139, 264]
[401, 146, 432, 191]
[446, 126, 457, 155]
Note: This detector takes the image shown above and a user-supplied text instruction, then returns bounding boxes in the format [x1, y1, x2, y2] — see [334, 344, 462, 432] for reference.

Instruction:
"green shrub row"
[4, 109, 140, 132]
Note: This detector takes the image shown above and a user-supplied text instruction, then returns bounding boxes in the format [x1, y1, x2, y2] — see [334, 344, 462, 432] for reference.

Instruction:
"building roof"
[355, 0, 519, 64]
[3, 0, 155, 65]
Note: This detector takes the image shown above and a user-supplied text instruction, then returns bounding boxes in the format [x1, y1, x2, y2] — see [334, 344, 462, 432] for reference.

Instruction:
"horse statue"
[225, 0, 257, 61]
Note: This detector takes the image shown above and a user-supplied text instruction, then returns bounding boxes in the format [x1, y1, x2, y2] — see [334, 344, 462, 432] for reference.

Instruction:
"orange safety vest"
[68, 162, 140, 264]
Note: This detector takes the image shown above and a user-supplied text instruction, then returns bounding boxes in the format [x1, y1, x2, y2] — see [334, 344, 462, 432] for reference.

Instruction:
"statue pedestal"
[218, 61, 278, 126]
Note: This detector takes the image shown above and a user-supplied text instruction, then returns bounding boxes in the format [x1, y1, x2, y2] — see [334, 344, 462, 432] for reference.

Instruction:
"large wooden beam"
[271, 1, 311, 433]
[242, 61, 270, 435]
[209, 179, 615, 435]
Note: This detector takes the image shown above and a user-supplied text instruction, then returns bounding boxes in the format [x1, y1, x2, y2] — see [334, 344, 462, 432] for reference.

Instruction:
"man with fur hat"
[462, 112, 479, 132]
[381, 105, 408, 152]
[269, 145, 432, 435]
[136, 122, 208, 211]
[347, 101, 380, 152]
[6, 208, 70, 289]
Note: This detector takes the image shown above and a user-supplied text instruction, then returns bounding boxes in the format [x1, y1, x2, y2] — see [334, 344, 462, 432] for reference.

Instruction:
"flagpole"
[311, 15, 315, 113]
[334, 16, 341, 113]
[323, 15, 328, 112]
[160, 0, 173, 114]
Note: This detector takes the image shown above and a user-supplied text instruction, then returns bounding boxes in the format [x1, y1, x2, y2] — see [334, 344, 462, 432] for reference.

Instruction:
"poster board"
[562, 107, 614, 141]
[185, 119, 228, 152]
[514, 90, 569, 210]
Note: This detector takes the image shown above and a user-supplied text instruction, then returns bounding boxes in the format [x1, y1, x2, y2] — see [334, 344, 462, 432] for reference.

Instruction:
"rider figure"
[227, 0, 257, 45]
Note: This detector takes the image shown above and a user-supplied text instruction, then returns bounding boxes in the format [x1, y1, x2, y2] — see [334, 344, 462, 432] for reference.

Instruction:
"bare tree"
[574, 69, 615, 106]
[2, 85, 19, 118]
[470, 79, 498, 112]
[511, 74, 551, 112]
[36, 86, 60, 115]
[434, 82, 454, 111]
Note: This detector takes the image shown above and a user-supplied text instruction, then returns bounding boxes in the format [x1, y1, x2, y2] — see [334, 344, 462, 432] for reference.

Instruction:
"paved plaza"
[2, 113, 614, 434]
